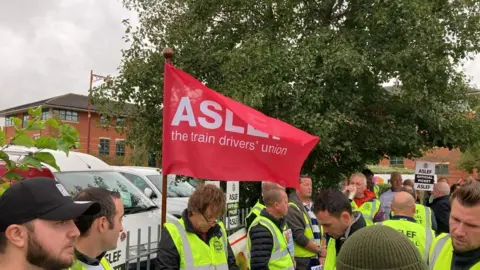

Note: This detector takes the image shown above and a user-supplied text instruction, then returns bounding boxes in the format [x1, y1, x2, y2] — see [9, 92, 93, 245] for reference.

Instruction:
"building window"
[100, 115, 108, 125]
[41, 110, 49, 120]
[33, 134, 40, 140]
[435, 163, 449, 175]
[5, 117, 13, 126]
[116, 140, 125, 157]
[389, 156, 404, 167]
[53, 110, 78, 122]
[116, 117, 125, 127]
[99, 139, 110, 156]
[22, 114, 29, 128]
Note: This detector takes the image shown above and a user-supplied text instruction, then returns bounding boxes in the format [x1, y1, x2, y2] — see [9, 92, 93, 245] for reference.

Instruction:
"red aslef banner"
[162, 63, 319, 189]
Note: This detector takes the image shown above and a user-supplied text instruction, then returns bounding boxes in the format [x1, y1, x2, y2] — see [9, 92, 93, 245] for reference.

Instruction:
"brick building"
[1, 94, 477, 180]
[0, 93, 131, 164]
[379, 147, 477, 184]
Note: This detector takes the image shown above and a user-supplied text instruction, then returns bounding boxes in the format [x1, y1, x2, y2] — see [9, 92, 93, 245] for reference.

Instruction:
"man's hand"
[320, 246, 327, 256]
[342, 185, 356, 194]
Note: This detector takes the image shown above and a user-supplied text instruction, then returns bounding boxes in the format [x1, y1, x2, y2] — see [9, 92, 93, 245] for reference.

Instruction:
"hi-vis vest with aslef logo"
[429, 234, 480, 270]
[391, 204, 433, 230]
[377, 219, 434, 262]
[288, 202, 324, 258]
[246, 216, 295, 270]
[164, 218, 229, 270]
[68, 257, 113, 270]
[351, 199, 380, 226]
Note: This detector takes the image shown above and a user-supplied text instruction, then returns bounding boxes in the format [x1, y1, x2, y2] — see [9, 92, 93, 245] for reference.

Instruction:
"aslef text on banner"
[161, 63, 319, 189]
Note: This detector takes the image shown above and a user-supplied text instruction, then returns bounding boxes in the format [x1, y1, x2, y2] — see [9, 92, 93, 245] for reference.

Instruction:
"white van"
[111, 166, 195, 217]
[3, 146, 176, 270]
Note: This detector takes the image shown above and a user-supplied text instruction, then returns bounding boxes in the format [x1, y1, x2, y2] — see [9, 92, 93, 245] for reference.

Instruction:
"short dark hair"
[300, 175, 311, 182]
[451, 180, 480, 207]
[450, 183, 460, 195]
[263, 189, 286, 207]
[362, 169, 373, 177]
[0, 221, 33, 253]
[0, 233, 5, 253]
[313, 189, 352, 217]
[74, 188, 120, 236]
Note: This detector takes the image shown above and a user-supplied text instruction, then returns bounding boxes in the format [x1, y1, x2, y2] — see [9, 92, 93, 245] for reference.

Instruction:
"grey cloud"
[0, 0, 137, 110]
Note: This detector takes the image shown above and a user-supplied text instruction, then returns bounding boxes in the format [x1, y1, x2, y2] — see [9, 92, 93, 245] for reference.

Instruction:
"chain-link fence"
[121, 207, 251, 270]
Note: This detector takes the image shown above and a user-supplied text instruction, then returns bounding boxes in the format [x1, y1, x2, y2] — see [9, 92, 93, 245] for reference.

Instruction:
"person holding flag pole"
[158, 46, 319, 269]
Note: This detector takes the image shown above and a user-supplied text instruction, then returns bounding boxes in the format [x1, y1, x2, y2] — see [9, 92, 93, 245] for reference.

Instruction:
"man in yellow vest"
[313, 189, 367, 270]
[401, 185, 437, 231]
[344, 172, 384, 226]
[247, 188, 295, 270]
[286, 176, 323, 270]
[70, 188, 124, 270]
[245, 181, 284, 231]
[429, 180, 480, 269]
[156, 184, 239, 270]
[377, 191, 434, 263]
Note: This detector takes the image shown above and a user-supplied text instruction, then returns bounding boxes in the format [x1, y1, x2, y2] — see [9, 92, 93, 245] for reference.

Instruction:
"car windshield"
[146, 175, 195, 197]
[55, 171, 157, 212]
[176, 175, 201, 188]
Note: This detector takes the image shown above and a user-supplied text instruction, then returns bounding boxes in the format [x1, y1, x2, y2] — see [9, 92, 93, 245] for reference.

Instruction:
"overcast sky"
[0, 0, 479, 112]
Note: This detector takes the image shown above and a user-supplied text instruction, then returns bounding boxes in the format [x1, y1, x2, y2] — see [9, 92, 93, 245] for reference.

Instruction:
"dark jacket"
[155, 210, 239, 270]
[74, 249, 107, 267]
[430, 195, 451, 235]
[452, 247, 480, 269]
[249, 209, 289, 270]
[325, 212, 366, 256]
[286, 192, 311, 248]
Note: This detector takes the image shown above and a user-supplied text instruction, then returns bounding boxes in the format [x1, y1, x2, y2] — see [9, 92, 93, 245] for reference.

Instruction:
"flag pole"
[87, 70, 94, 154]
[161, 47, 174, 226]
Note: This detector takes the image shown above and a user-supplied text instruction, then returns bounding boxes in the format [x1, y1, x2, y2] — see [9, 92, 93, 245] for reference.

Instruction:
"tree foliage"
[0, 106, 80, 194]
[92, 0, 480, 189]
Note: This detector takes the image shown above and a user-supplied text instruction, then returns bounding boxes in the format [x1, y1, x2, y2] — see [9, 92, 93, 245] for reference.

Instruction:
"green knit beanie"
[336, 225, 428, 270]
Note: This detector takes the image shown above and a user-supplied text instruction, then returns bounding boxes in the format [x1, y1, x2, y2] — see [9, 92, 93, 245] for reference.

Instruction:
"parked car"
[2, 146, 175, 270]
[112, 166, 195, 217]
[0, 161, 55, 182]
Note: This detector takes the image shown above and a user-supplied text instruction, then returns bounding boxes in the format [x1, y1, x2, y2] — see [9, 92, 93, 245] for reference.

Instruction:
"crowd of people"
[0, 173, 478, 270]
[241, 172, 480, 270]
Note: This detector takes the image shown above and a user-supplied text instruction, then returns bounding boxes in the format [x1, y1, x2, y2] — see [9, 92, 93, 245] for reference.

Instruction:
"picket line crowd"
[0, 173, 478, 270]
[240, 172, 480, 270]
[154, 171, 480, 270]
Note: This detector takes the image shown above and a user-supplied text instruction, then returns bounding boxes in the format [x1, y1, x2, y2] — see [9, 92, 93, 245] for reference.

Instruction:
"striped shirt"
[304, 202, 321, 247]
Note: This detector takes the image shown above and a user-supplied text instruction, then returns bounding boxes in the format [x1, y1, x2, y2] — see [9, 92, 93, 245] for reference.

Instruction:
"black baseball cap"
[0, 177, 101, 232]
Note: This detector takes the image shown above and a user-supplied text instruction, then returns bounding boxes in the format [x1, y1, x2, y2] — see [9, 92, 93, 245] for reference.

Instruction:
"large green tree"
[93, 0, 480, 189]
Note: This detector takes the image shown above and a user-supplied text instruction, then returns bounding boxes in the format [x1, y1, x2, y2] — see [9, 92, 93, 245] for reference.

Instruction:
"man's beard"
[26, 232, 75, 270]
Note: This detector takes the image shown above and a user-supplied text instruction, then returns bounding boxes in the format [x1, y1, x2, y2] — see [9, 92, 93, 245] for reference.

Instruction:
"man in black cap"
[0, 177, 100, 270]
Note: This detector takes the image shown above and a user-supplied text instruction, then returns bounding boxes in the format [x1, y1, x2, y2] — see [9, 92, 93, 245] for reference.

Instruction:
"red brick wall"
[380, 147, 477, 185]
[3, 110, 132, 164]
